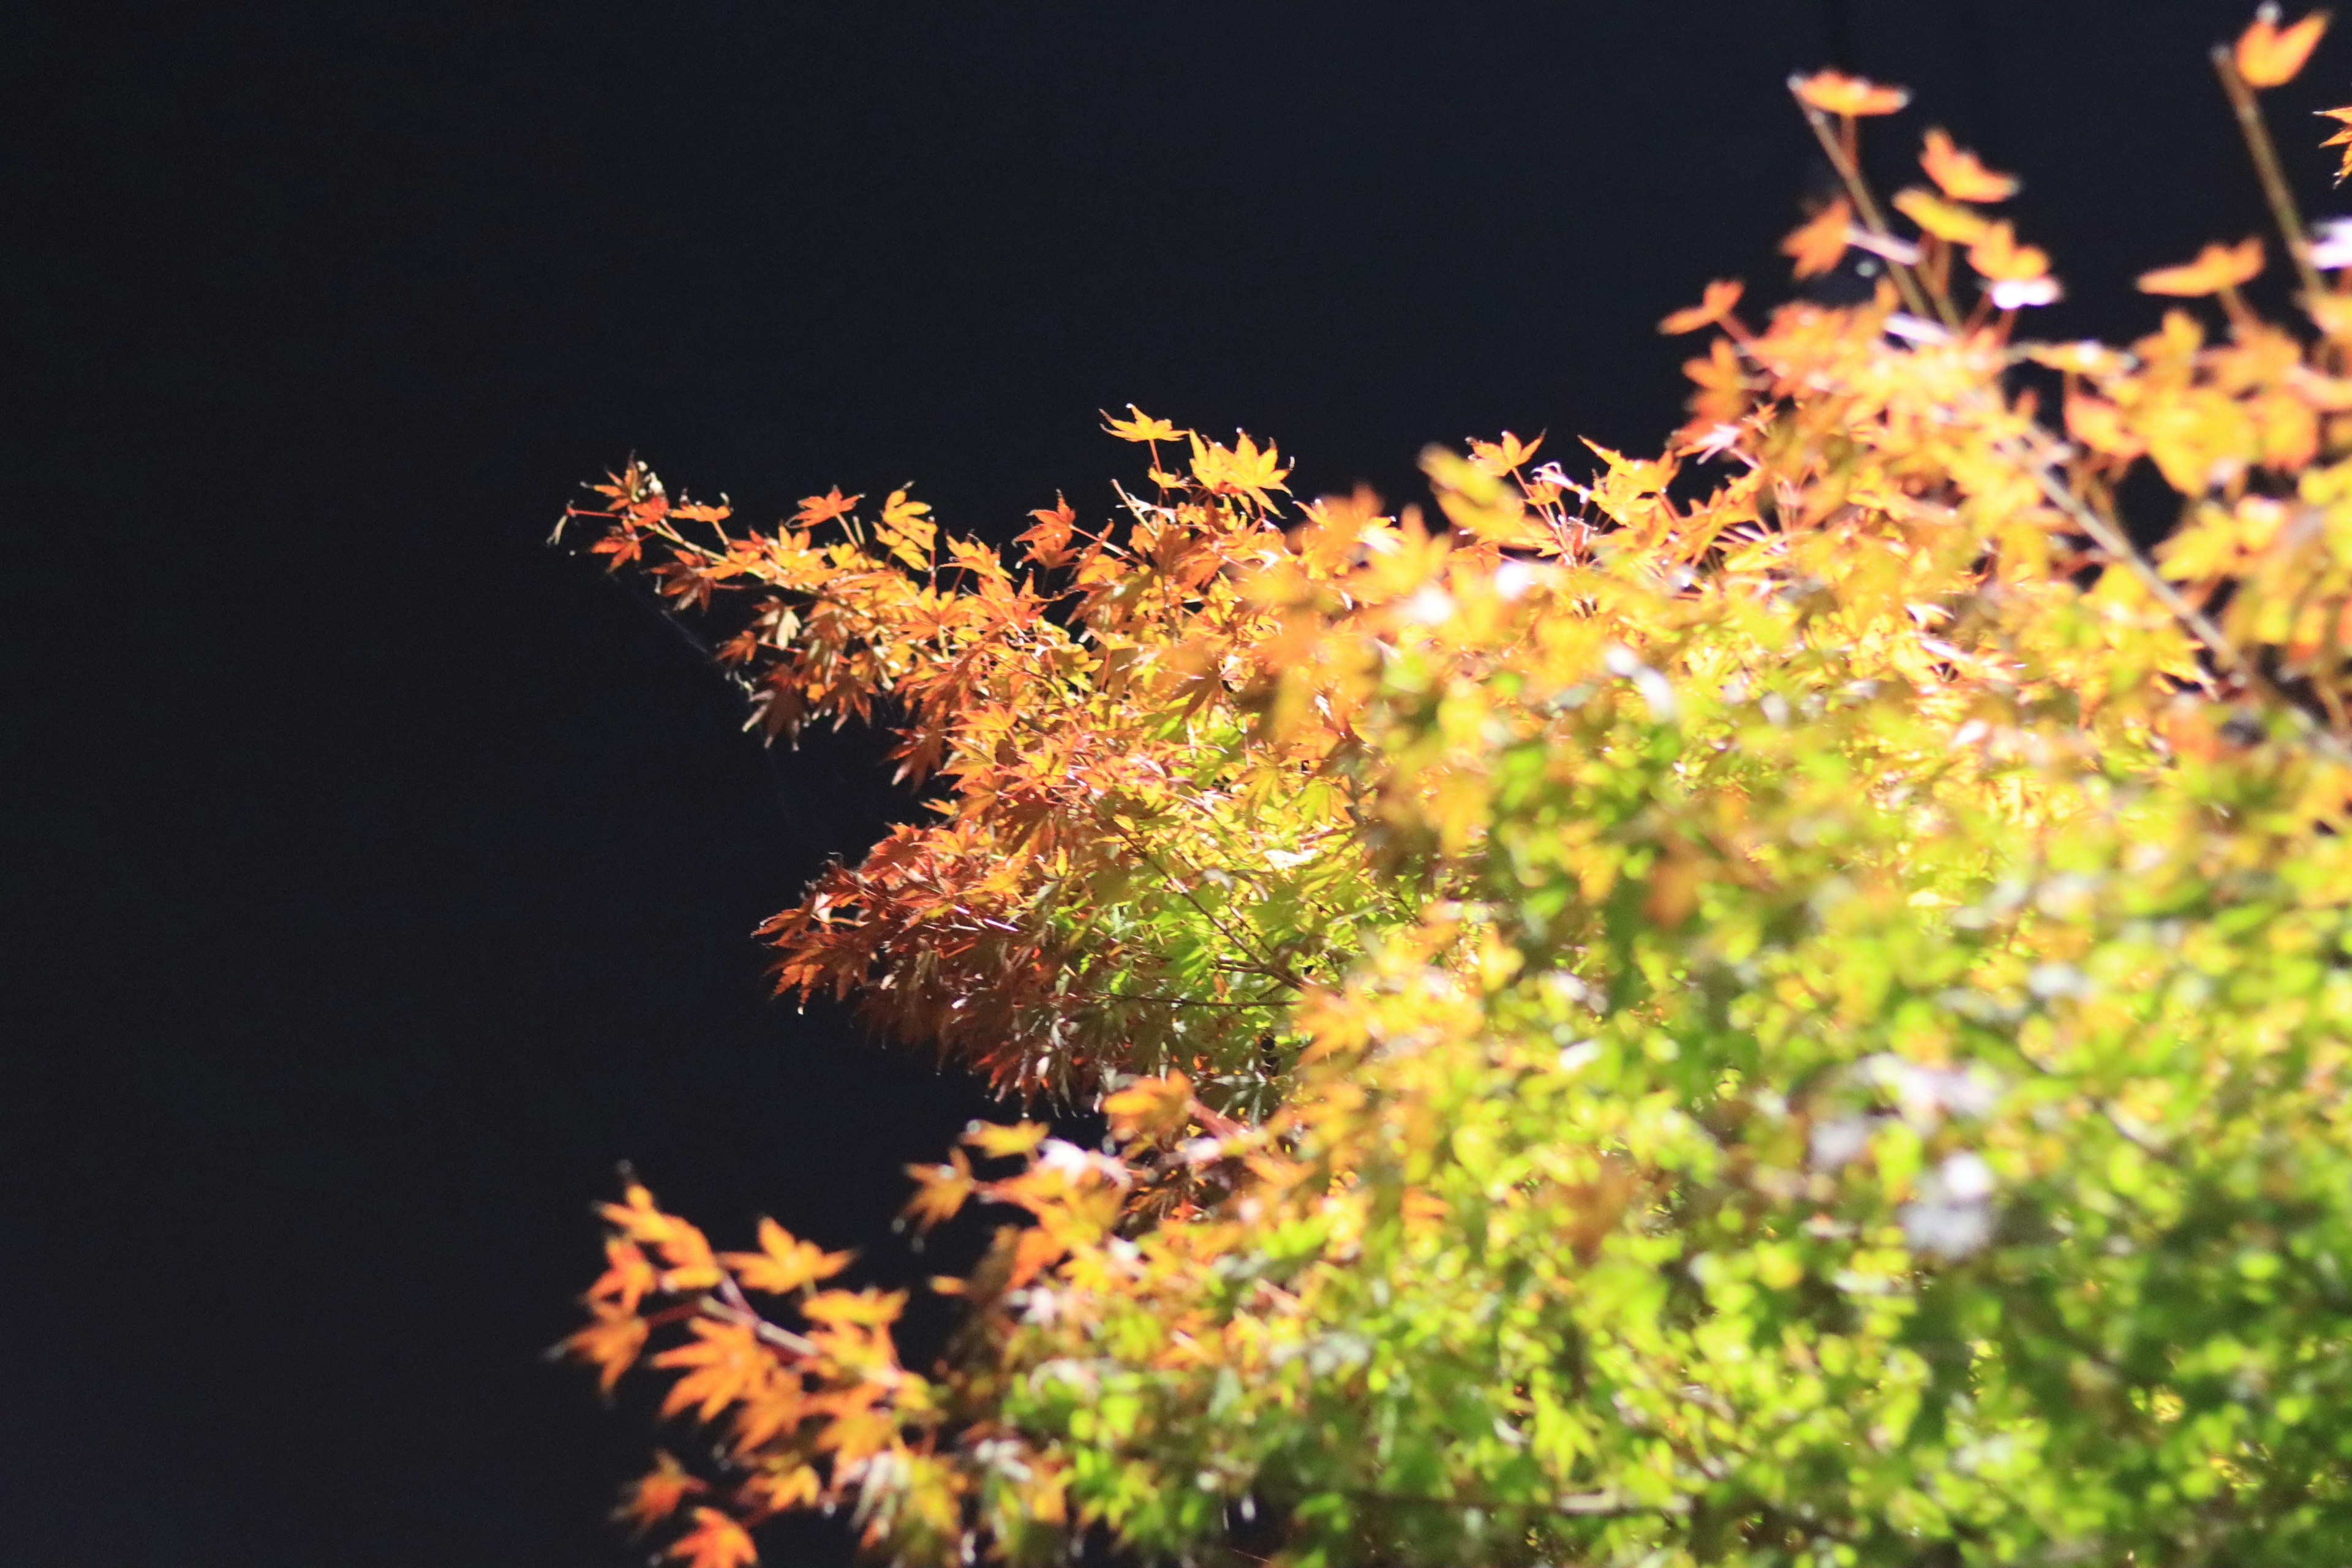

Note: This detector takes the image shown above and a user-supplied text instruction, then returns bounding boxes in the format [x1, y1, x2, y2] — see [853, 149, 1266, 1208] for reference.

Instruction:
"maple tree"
[555, 15, 2352, 1568]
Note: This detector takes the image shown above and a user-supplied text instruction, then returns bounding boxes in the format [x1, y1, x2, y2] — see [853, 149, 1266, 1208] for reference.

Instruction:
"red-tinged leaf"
[1019, 494, 1079, 566]
[791, 487, 861, 527]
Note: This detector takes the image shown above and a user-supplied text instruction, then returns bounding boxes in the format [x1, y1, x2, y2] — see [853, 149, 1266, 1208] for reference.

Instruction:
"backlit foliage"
[559, 17, 2352, 1568]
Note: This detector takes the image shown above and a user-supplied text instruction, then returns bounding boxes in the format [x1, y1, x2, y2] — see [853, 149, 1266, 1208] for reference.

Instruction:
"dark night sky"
[4, 2, 2330, 1563]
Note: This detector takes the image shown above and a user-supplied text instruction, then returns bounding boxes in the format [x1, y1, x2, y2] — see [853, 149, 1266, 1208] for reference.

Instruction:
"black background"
[5, 2, 2331, 1563]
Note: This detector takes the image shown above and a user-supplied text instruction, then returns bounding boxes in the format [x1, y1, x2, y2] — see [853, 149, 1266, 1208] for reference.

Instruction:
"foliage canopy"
[559, 20, 2352, 1568]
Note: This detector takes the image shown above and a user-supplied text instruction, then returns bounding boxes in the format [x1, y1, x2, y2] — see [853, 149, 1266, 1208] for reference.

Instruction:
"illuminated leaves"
[554, 37, 2352, 1568]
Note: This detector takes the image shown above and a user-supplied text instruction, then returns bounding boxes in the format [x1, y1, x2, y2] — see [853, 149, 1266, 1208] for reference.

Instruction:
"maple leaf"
[965, 1120, 1050, 1159]
[655, 1319, 774, 1422]
[2138, 236, 2265, 296]
[1188, 430, 1292, 510]
[656, 1219, 725, 1294]
[1919, 127, 2018, 202]
[902, 1146, 975, 1233]
[1019, 494, 1079, 567]
[1790, 69, 1910, 117]
[1967, 221, 2051, 283]
[562, 1305, 649, 1393]
[1782, 197, 1853, 279]
[668, 1507, 759, 1568]
[1893, 186, 1992, 245]
[1102, 405, 1182, 443]
[587, 1237, 659, 1316]
[2236, 4, 2330, 88]
[791, 488, 862, 527]
[1658, 278, 1744, 335]
[872, 489, 936, 571]
[721, 1218, 851, 1295]
[2319, 105, 2352, 183]
[1468, 431, 1544, 476]
[590, 530, 646, 570]
[616, 1451, 707, 1535]
[601, 1182, 682, 1247]
[801, 1287, 908, 1329]
[741, 1463, 822, 1513]
[1102, 1071, 1196, 1141]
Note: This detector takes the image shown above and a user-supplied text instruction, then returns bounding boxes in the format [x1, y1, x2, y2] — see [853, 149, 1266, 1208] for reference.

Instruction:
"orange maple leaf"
[1791, 69, 1910, 117]
[562, 1305, 649, 1393]
[656, 1220, 725, 1294]
[1102, 405, 1182, 443]
[1920, 127, 2018, 202]
[1102, 1071, 1197, 1141]
[720, 1218, 851, 1295]
[902, 1145, 976, 1233]
[1188, 430, 1292, 510]
[1468, 431, 1545, 475]
[601, 1182, 682, 1246]
[1967, 221, 2051, 284]
[791, 488, 862, 527]
[1019, 494, 1079, 567]
[1782, 197, 1853, 280]
[2237, 5, 2330, 88]
[654, 1319, 774, 1422]
[587, 1237, 659, 1316]
[1659, 278, 1744, 336]
[615, 1451, 706, 1535]
[668, 1507, 758, 1568]
[2138, 237, 2265, 296]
